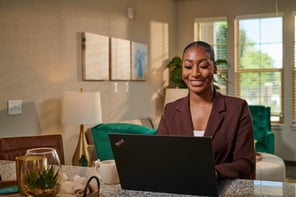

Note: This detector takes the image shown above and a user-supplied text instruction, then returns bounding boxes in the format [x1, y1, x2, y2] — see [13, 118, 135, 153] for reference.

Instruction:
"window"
[194, 17, 228, 95]
[235, 14, 283, 122]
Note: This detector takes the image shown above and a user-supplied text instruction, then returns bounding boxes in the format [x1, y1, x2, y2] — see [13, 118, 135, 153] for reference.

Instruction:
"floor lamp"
[62, 88, 102, 166]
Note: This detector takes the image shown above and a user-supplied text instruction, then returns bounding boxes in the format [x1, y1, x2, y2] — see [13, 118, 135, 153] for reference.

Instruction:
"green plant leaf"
[166, 56, 187, 88]
[25, 165, 59, 190]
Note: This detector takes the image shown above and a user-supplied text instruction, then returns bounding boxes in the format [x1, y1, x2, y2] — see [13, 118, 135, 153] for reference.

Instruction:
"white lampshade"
[62, 91, 103, 125]
[164, 88, 188, 106]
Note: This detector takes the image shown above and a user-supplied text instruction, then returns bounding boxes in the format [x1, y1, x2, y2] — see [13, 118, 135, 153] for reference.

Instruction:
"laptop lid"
[109, 133, 218, 196]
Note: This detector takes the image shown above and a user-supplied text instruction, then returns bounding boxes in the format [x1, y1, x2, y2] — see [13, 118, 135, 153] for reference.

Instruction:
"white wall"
[175, 0, 296, 161]
[0, 0, 176, 164]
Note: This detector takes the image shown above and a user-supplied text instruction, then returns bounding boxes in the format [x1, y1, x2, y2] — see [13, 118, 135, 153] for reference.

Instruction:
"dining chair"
[0, 134, 65, 164]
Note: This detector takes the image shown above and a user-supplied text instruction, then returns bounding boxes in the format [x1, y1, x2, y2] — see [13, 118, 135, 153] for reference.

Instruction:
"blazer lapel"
[204, 92, 226, 138]
[175, 96, 194, 136]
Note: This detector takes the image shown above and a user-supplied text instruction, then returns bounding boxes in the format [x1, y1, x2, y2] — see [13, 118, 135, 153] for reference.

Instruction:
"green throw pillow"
[91, 123, 157, 160]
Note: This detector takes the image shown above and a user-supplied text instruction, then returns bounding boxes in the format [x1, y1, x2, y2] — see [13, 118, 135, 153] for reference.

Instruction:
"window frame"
[194, 17, 229, 95]
[292, 14, 296, 123]
[235, 13, 284, 123]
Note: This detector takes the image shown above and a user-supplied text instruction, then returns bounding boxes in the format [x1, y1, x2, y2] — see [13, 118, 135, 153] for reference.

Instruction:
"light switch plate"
[8, 100, 22, 115]
[125, 82, 129, 92]
[114, 82, 118, 93]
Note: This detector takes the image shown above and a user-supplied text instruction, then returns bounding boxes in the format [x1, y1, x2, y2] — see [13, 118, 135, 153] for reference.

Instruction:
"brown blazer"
[158, 91, 256, 180]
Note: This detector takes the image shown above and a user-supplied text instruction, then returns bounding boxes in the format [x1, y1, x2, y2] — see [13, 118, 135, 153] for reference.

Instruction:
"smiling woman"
[158, 40, 256, 180]
[181, 47, 216, 96]
[166, 55, 228, 91]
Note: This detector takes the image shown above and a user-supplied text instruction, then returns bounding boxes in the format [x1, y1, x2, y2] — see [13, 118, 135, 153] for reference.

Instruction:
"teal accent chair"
[91, 123, 157, 161]
[249, 105, 274, 154]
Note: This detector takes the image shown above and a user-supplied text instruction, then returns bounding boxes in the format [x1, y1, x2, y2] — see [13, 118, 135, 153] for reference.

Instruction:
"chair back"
[0, 134, 65, 164]
[249, 105, 274, 153]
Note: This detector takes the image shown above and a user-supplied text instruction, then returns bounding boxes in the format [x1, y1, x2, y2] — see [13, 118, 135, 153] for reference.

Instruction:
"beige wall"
[0, 0, 176, 164]
[175, 0, 296, 161]
[2, 0, 296, 164]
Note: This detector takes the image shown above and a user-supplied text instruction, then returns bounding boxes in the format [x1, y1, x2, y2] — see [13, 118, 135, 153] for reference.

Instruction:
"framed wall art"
[131, 42, 148, 80]
[110, 37, 131, 80]
[82, 32, 109, 80]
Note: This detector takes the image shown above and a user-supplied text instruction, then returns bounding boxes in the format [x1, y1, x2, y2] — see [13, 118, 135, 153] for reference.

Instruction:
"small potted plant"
[21, 148, 62, 197]
[22, 165, 60, 197]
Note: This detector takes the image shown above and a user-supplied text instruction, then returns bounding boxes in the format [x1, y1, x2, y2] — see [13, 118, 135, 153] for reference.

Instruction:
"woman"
[158, 41, 256, 180]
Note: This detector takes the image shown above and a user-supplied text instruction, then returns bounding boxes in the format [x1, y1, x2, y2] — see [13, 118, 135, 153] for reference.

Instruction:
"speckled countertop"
[1, 160, 296, 197]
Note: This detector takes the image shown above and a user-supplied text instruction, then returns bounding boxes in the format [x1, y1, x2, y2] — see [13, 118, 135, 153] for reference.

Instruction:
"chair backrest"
[0, 134, 65, 164]
[249, 105, 274, 153]
[249, 105, 270, 141]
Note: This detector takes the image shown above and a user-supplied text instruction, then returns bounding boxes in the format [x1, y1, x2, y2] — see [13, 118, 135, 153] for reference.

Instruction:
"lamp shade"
[164, 88, 188, 106]
[62, 91, 103, 125]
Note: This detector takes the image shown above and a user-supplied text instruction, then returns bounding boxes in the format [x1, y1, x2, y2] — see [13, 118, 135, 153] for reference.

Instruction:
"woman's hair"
[182, 41, 215, 62]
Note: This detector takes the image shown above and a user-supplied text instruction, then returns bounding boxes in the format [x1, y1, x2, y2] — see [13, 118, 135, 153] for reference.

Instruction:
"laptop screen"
[109, 133, 218, 196]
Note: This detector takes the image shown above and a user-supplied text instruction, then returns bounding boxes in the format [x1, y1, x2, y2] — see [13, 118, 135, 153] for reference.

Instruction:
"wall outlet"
[8, 100, 22, 115]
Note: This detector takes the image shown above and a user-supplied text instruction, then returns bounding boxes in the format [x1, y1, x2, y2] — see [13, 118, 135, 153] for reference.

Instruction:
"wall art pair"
[82, 32, 148, 81]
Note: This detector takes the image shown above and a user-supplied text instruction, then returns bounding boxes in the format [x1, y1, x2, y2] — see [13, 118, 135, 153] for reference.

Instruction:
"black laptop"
[108, 133, 219, 197]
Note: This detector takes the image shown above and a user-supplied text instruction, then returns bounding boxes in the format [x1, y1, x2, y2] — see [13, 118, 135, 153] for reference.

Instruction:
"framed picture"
[82, 32, 109, 80]
[110, 38, 131, 80]
[131, 42, 148, 80]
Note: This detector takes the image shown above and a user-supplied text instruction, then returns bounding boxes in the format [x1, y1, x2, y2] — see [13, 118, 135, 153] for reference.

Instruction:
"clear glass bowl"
[21, 147, 62, 197]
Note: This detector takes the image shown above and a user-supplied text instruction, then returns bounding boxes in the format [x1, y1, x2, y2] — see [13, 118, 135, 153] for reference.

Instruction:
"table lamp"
[164, 88, 188, 106]
[62, 88, 102, 166]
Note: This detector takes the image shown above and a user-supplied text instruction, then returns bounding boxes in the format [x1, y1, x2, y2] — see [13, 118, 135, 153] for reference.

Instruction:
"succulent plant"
[23, 165, 60, 197]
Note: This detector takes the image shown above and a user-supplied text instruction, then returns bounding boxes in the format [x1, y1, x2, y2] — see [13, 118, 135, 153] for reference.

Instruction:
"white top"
[193, 130, 205, 137]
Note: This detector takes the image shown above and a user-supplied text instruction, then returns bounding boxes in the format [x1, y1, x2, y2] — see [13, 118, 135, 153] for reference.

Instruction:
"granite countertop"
[1, 160, 296, 197]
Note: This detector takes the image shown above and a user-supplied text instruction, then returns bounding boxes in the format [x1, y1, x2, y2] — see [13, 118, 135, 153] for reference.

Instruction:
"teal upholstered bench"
[91, 123, 157, 161]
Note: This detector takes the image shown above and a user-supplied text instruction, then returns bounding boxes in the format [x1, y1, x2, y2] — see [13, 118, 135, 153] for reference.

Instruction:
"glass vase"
[21, 147, 62, 197]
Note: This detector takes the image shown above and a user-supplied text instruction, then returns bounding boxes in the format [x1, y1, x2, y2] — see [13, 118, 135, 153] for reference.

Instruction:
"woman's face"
[182, 46, 216, 94]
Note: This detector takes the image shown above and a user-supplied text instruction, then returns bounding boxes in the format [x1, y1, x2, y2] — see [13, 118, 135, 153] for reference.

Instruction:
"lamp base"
[72, 125, 91, 166]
